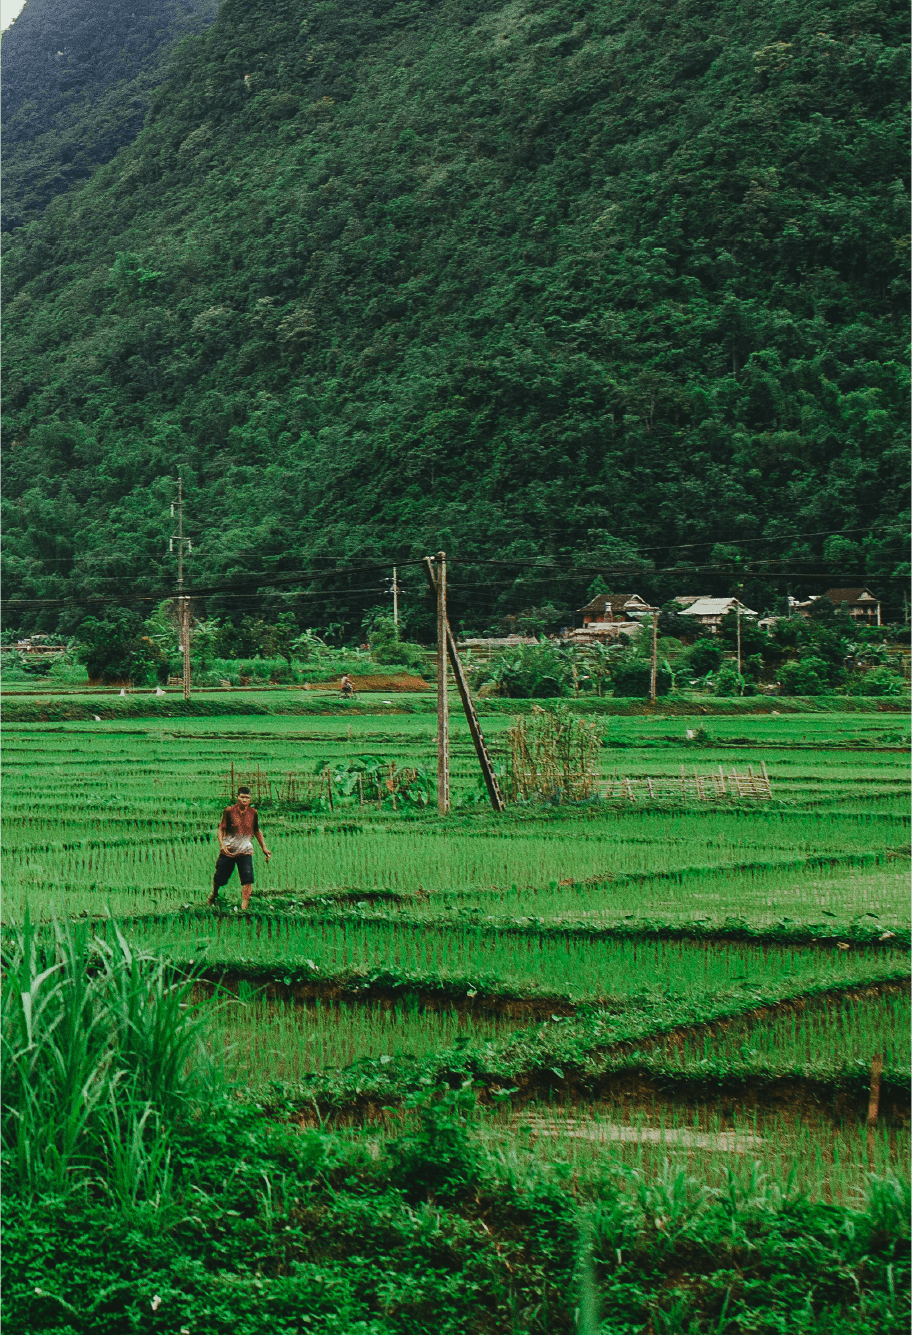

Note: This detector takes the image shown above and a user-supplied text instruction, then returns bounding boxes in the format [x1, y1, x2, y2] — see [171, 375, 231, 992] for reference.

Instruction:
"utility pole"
[423, 556, 504, 813]
[169, 477, 193, 701]
[736, 602, 742, 681]
[649, 613, 658, 702]
[435, 551, 449, 815]
[392, 566, 399, 629]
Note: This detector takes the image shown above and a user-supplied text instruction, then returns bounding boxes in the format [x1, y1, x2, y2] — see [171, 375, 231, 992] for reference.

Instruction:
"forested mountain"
[1, 0, 218, 230]
[3, 0, 908, 635]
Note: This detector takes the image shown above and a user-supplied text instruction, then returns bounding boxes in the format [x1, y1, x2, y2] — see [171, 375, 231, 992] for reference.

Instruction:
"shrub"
[368, 616, 427, 671]
[713, 666, 744, 696]
[206, 656, 306, 685]
[475, 641, 575, 698]
[612, 659, 672, 697]
[77, 609, 156, 684]
[778, 656, 833, 696]
[385, 1082, 480, 1199]
[847, 666, 905, 696]
[687, 640, 723, 676]
[0, 653, 32, 682]
[47, 658, 90, 685]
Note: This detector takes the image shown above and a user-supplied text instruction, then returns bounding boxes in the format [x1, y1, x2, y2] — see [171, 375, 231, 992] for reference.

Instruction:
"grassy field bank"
[2, 685, 909, 722]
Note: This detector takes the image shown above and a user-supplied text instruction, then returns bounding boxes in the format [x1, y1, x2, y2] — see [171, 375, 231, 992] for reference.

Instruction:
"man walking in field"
[207, 786, 271, 910]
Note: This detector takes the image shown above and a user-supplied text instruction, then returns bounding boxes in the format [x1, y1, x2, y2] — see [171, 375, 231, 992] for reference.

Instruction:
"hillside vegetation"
[1, 0, 218, 231]
[3, 0, 908, 631]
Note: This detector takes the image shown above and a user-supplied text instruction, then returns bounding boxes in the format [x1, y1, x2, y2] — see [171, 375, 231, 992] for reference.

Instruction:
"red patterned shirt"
[219, 804, 259, 856]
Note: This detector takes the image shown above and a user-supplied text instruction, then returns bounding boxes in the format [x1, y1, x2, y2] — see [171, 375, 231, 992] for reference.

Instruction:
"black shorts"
[213, 852, 254, 887]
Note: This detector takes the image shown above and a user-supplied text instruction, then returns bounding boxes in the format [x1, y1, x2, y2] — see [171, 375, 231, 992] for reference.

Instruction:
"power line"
[2, 520, 905, 568]
[4, 567, 909, 613]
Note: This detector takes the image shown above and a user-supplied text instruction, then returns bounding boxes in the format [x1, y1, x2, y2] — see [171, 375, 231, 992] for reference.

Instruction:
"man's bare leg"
[240, 883, 253, 911]
[207, 881, 220, 906]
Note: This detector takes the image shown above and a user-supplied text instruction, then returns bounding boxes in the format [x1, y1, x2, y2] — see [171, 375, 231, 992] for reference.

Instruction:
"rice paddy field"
[3, 696, 910, 1210]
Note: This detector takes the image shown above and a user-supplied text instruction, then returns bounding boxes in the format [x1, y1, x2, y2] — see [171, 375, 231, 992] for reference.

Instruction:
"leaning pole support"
[423, 556, 505, 813]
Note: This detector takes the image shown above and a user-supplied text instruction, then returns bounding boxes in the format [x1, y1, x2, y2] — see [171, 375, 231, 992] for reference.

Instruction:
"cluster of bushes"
[3, 606, 431, 688]
[0, 647, 90, 686]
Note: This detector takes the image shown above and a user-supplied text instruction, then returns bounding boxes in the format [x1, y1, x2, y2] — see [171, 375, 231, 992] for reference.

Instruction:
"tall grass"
[1, 915, 218, 1202]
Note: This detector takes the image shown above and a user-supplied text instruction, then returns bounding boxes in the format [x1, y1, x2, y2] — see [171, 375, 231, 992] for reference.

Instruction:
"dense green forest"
[1, 0, 219, 231]
[3, 0, 909, 638]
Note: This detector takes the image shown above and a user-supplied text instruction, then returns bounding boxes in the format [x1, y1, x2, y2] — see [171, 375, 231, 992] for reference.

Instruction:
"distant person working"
[340, 674, 355, 698]
[208, 786, 271, 911]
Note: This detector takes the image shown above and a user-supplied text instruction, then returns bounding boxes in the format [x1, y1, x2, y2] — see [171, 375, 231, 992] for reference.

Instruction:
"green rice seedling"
[210, 993, 523, 1085]
[106, 915, 908, 1005]
[416, 857, 911, 930]
[635, 989, 911, 1079]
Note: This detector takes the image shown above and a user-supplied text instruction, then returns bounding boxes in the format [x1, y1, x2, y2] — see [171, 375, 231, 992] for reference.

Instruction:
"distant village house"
[571, 592, 658, 642]
[673, 596, 758, 633]
[13, 635, 67, 655]
[822, 588, 882, 625]
[788, 589, 882, 625]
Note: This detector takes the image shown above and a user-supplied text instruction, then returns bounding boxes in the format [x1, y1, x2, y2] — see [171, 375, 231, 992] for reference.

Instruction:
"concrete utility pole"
[169, 477, 193, 700]
[392, 566, 399, 629]
[435, 551, 449, 815]
[736, 602, 742, 682]
[649, 613, 658, 702]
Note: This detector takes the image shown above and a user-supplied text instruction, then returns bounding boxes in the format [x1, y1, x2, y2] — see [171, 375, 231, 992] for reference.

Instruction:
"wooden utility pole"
[423, 556, 504, 813]
[866, 1052, 883, 1158]
[435, 551, 449, 814]
[170, 477, 192, 700]
[649, 613, 658, 702]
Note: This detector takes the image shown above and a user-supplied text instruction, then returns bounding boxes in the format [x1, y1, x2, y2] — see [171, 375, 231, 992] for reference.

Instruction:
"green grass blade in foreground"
[0, 914, 221, 1200]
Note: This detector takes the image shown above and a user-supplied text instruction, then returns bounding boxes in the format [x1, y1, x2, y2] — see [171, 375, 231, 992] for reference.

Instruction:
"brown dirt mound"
[307, 674, 431, 692]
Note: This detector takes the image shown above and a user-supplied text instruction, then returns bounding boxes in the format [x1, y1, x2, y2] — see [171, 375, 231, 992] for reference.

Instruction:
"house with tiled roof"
[569, 592, 657, 643]
[822, 588, 882, 624]
[577, 593, 658, 625]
